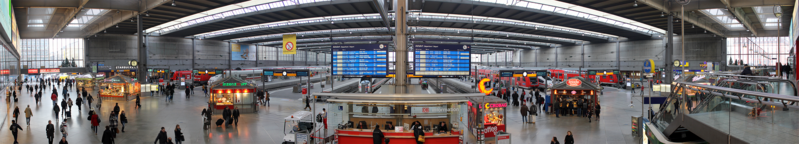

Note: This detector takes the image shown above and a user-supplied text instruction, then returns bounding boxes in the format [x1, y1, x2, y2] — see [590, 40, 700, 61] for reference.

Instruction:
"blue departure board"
[331, 44, 388, 77]
[413, 44, 471, 76]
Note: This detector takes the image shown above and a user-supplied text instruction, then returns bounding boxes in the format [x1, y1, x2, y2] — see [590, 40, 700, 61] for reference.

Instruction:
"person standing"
[113, 103, 120, 115]
[511, 91, 519, 106]
[631, 84, 635, 94]
[372, 125, 384, 144]
[174, 125, 184, 144]
[232, 109, 240, 126]
[53, 104, 60, 120]
[529, 102, 537, 124]
[222, 107, 231, 127]
[67, 98, 73, 112]
[564, 131, 574, 144]
[120, 111, 128, 132]
[9, 120, 23, 143]
[135, 95, 141, 108]
[60, 99, 68, 117]
[553, 99, 560, 118]
[257, 90, 265, 106]
[595, 103, 601, 121]
[91, 112, 99, 134]
[184, 87, 190, 98]
[60, 120, 68, 138]
[87, 94, 93, 108]
[154, 127, 168, 144]
[51, 92, 58, 105]
[265, 90, 270, 107]
[47, 120, 55, 144]
[24, 105, 32, 125]
[322, 108, 328, 129]
[520, 101, 529, 123]
[190, 85, 194, 95]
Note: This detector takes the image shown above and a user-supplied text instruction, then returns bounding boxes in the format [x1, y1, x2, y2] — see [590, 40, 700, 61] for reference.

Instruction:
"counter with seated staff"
[336, 128, 461, 144]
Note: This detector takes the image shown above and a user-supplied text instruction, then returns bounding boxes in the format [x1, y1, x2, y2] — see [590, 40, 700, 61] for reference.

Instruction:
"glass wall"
[20, 38, 85, 68]
[726, 37, 791, 66]
[0, 41, 20, 93]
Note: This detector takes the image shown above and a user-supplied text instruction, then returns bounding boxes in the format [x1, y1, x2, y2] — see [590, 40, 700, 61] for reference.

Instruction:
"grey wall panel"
[86, 34, 138, 66]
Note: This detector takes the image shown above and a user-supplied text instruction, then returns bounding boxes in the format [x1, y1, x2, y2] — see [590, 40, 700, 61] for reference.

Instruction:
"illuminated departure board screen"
[413, 44, 471, 76]
[331, 44, 388, 77]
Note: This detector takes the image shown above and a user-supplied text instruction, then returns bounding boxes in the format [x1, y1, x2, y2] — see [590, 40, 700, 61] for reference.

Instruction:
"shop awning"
[209, 76, 256, 89]
[101, 75, 136, 83]
[550, 76, 600, 90]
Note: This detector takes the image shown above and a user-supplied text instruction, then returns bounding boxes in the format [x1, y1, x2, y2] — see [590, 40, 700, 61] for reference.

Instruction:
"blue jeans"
[521, 115, 527, 122]
[577, 108, 582, 116]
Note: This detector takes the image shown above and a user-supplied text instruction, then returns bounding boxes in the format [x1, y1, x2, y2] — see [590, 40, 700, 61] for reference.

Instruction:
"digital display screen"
[413, 44, 471, 76]
[331, 44, 388, 77]
[500, 71, 514, 77]
[263, 71, 273, 76]
[536, 71, 547, 77]
[296, 71, 309, 76]
[588, 71, 597, 75]
[613, 70, 620, 74]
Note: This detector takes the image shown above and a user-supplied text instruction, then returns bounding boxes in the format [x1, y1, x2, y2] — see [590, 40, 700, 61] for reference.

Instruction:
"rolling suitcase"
[216, 119, 224, 126]
[65, 110, 71, 118]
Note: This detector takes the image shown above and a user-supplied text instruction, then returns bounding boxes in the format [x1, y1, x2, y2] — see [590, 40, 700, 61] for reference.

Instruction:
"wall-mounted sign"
[673, 60, 689, 67]
[0, 70, 9, 75]
[40, 68, 60, 73]
[643, 59, 655, 73]
[567, 79, 581, 87]
[27, 69, 38, 74]
[221, 83, 247, 86]
[478, 78, 493, 95]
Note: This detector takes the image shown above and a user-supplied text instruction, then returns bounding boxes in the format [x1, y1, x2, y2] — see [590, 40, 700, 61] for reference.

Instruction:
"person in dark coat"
[120, 111, 128, 132]
[102, 126, 114, 144]
[551, 136, 560, 144]
[9, 120, 23, 143]
[740, 64, 753, 75]
[304, 96, 312, 110]
[413, 125, 425, 144]
[135, 95, 141, 108]
[53, 104, 60, 120]
[154, 127, 168, 144]
[372, 125, 384, 144]
[232, 109, 240, 126]
[184, 87, 190, 98]
[595, 103, 601, 120]
[75, 97, 83, 111]
[47, 120, 56, 144]
[58, 137, 68, 144]
[511, 91, 519, 106]
[12, 106, 19, 122]
[174, 125, 184, 144]
[520, 102, 529, 123]
[113, 103, 120, 114]
[222, 107, 231, 127]
[60, 100, 68, 116]
[564, 131, 574, 144]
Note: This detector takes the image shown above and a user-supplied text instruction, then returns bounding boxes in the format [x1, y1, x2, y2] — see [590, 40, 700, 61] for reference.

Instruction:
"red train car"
[475, 68, 548, 90]
[548, 69, 586, 81]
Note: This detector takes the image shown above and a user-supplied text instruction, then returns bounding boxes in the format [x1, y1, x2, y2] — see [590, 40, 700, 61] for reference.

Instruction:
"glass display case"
[98, 75, 140, 98]
[208, 76, 257, 113]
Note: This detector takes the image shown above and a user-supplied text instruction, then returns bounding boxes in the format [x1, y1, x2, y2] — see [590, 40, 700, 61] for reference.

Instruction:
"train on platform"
[206, 66, 329, 86]
[472, 67, 553, 91]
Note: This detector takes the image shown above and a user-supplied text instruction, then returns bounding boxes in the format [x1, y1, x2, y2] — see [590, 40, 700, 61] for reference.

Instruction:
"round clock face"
[130, 60, 138, 67]
[673, 60, 680, 67]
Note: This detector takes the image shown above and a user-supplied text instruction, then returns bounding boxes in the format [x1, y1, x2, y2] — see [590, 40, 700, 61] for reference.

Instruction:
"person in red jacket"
[91, 112, 100, 135]
[51, 93, 58, 105]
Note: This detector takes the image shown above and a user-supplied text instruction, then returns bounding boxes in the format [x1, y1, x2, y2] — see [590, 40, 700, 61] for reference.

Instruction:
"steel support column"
[581, 43, 585, 68]
[192, 38, 195, 70]
[228, 41, 232, 76]
[665, 15, 674, 84]
[555, 46, 559, 67]
[616, 40, 620, 69]
[394, 0, 407, 94]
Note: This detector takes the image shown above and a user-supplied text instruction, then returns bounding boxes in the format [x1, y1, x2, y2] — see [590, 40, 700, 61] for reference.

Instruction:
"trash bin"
[293, 85, 300, 93]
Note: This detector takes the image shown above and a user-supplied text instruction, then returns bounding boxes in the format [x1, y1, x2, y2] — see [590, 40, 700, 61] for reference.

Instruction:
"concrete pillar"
[228, 41, 232, 74]
[255, 45, 258, 67]
[665, 14, 674, 83]
[581, 43, 585, 68]
[137, 14, 147, 82]
[555, 46, 559, 67]
[535, 49, 538, 67]
[276, 47, 279, 66]
[192, 38, 195, 70]
[394, 0, 407, 94]
[616, 40, 620, 69]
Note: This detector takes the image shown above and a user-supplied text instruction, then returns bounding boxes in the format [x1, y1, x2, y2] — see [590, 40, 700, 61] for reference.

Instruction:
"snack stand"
[316, 93, 486, 144]
[549, 77, 600, 115]
[208, 76, 257, 113]
[75, 74, 101, 88]
[98, 75, 141, 99]
[467, 96, 508, 143]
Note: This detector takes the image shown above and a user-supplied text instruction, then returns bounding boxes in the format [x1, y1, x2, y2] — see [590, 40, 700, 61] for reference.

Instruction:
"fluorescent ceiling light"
[145, 0, 287, 33]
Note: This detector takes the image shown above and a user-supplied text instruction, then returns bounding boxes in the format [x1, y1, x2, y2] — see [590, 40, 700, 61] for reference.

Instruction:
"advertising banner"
[231, 44, 254, 60]
[282, 34, 297, 54]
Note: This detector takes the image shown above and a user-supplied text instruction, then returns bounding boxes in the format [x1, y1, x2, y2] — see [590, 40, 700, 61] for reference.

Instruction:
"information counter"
[208, 76, 257, 113]
[98, 75, 140, 99]
[316, 93, 487, 144]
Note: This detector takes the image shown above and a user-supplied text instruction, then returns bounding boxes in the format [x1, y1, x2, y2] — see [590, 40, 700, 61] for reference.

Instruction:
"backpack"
[316, 114, 323, 122]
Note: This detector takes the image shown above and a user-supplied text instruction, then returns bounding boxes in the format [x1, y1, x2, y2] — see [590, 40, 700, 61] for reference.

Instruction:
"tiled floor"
[0, 79, 660, 144]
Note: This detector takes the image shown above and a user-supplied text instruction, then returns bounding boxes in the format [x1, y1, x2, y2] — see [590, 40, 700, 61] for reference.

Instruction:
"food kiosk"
[98, 75, 141, 99]
[208, 76, 257, 113]
[75, 74, 101, 88]
[467, 96, 508, 143]
[549, 77, 600, 115]
[317, 93, 486, 144]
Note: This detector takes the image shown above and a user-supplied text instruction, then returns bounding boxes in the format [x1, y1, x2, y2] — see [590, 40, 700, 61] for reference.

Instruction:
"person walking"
[595, 103, 601, 121]
[530, 102, 538, 124]
[564, 131, 574, 144]
[9, 120, 23, 143]
[511, 91, 519, 106]
[190, 85, 195, 94]
[120, 111, 127, 132]
[91, 112, 99, 134]
[551, 137, 560, 144]
[135, 95, 141, 108]
[184, 87, 190, 98]
[87, 95, 93, 109]
[554, 99, 560, 118]
[47, 120, 55, 144]
[640, 83, 644, 93]
[60, 120, 68, 138]
[67, 98, 73, 111]
[154, 127, 169, 144]
[24, 105, 32, 125]
[265, 90, 270, 107]
[174, 125, 184, 144]
[232, 109, 240, 126]
[631, 84, 635, 94]
[53, 104, 60, 120]
[257, 90, 265, 106]
[538, 94, 545, 114]
[113, 103, 120, 115]
[51, 92, 58, 105]
[304, 96, 312, 110]
[60, 99, 68, 117]
[75, 96, 83, 111]
[372, 125, 384, 144]
[13, 106, 20, 122]
[222, 107, 231, 127]
[58, 136, 68, 144]
[101, 126, 115, 144]
[520, 102, 529, 123]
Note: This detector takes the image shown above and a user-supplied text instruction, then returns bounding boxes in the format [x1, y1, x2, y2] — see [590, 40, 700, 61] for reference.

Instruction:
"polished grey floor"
[0, 79, 663, 144]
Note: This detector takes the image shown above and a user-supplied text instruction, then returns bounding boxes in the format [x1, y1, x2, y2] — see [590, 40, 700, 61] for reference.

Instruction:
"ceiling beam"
[371, 0, 392, 32]
[49, 0, 90, 38]
[637, 0, 725, 37]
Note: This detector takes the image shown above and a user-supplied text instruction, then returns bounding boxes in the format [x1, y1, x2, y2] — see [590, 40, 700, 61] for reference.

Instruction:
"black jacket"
[46, 123, 55, 137]
[59, 140, 68, 144]
[113, 105, 120, 113]
[741, 67, 753, 75]
[175, 128, 184, 141]
[154, 131, 168, 144]
[232, 109, 240, 118]
[564, 135, 574, 144]
[372, 128, 384, 144]
[9, 123, 22, 133]
[413, 126, 425, 143]
[76, 97, 82, 105]
[222, 109, 231, 119]
[120, 113, 128, 123]
[102, 129, 114, 144]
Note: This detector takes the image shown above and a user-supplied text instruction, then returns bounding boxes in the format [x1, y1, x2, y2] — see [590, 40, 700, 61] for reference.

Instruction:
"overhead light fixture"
[704, 30, 707, 33]
[634, 1, 638, 7]
[145, 12, 149, 17]
[692, 25, 694, 28]
[94, 34, 97, 37]
[130, 19, 134, 22]
[331, 21, 334, 24]
[171, 0, 176, 6]
[104, 30, 106, 33]
[116, 24, 119, 28]
[661, 12, 664, 17]
[535, 27, 537, 30]
[506, 34, 509, 37]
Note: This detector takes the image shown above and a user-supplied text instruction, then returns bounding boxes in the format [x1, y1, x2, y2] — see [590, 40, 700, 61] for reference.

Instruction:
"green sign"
[192, 70, 199, 74]
[222, 83, 238, 86]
